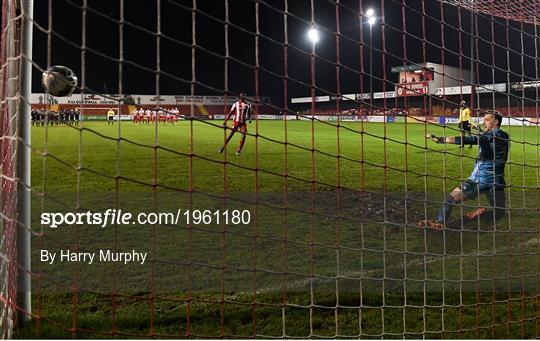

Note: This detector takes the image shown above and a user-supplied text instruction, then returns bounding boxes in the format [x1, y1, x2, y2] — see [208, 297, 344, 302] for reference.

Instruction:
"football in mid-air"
[41, 65, 78, 97]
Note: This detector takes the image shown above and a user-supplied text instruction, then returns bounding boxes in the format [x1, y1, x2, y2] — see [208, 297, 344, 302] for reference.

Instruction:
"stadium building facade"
[290, 62, 540, 126]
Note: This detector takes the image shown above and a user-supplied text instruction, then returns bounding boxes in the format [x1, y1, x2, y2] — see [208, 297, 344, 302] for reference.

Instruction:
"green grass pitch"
[16, 120, 539, 338]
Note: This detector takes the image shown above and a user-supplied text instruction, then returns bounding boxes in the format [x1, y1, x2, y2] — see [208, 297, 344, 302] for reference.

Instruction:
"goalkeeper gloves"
[427, 134, 445, 144]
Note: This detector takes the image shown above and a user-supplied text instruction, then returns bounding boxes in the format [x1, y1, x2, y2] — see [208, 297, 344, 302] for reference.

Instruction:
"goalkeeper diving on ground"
[420, 111, 509, 230]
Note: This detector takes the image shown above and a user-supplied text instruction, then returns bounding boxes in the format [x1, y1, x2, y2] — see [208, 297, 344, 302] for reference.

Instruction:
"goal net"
[1, 0, 539, 338]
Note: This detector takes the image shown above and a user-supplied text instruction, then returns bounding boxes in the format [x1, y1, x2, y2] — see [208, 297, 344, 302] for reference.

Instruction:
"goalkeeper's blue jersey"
[463, 128, 509, 188]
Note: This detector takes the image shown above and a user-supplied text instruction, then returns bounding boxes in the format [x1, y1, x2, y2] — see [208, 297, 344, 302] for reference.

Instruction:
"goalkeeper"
[419, 111, 509, 229]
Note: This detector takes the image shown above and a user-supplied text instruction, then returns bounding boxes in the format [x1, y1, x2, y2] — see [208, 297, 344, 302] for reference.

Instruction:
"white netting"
[1, 0, 21, 338]
[441, 0, 540, 24]
[1, 0, 539, 338]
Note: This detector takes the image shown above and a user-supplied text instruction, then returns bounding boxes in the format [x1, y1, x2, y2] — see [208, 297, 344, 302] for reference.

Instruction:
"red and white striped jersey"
[230, 101, 250, 124]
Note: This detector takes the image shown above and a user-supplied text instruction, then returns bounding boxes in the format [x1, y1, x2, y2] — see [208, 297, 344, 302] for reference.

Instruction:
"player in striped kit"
[219, 92, 251, 156]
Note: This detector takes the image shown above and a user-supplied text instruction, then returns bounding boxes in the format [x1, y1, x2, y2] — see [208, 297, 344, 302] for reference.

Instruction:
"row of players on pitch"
[126, 93, 252, 157]
[31, 109, 81, 126]
[127, 108, 181, 124]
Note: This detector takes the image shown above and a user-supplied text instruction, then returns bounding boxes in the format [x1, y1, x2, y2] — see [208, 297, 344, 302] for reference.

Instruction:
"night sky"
[31, 0, 538, 107]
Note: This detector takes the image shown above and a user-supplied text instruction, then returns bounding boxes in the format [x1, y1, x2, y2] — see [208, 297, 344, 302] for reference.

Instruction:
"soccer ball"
[41, 65, 78, 97]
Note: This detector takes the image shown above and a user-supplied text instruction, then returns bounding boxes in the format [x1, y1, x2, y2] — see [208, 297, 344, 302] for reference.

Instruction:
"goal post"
[16, 0, 33, 326]
[1, 0, 33, 336]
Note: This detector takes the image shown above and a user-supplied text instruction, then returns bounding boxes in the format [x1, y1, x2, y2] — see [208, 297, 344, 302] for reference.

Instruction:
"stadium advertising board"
[404, 116, 438, 123]
[30, 93, 269, 106]
[435, 83, 506, 96]
[444, 117, 460, 124]
[113, 115, 133, 121]
[435, 85, 472, 96]
[257, 115, 278, 120]
[503, 117, 532, 126]
[391, 65, 422, 73]
[485, 117, 532, 126]
[295, 115, 381, 122]
[477, 83, 506, 93]
[373, 91, 396, 99]
[291, 96, 330, 103]
[366, 116, 386, 122]
[396, 81, 429, 96]
[356, 93, 371, 100]
[340, 94, 356, 101]
[511, 81, 540, 90]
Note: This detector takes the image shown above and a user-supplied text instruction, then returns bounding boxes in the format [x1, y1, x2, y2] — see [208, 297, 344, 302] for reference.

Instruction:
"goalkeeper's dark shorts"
[461, 179, 505, 201]
[460, 179, 506, 220]
[460, 121, 471, 132]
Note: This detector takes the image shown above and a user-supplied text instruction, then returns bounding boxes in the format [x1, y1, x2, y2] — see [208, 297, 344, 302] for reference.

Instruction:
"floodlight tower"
[307, 26, 319, 116]
[365, 8, 376, 115]
[307, 27, 320, 46]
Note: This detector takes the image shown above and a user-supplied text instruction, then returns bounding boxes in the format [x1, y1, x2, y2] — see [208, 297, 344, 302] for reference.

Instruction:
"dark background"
[31, 0, 537, 107]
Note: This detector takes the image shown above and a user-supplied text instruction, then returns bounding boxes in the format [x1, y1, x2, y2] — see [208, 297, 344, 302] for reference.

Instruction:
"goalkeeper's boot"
[235, 151, 241, 156]
[218, 147, 224, 154]
[465, 207, 486, 220]
[418, 219, 445, 230]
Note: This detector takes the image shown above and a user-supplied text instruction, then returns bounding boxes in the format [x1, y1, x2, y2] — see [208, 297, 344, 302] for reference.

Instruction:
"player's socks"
[436, 195, 458, 223]
[418, 219, 445, 230]
[238, 136, 246, 152]
[465, 207, 486, 220]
